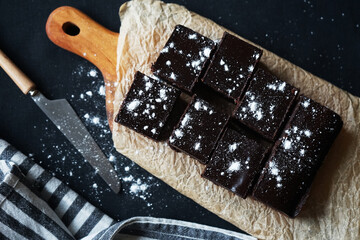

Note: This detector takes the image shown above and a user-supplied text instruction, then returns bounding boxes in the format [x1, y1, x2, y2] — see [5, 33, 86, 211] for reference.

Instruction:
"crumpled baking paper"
[111, 0, 360, 239]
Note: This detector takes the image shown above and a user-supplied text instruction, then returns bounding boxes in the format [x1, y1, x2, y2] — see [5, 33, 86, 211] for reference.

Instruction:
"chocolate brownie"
[152, 25, 216, 92]
[233, 67, 299, 140]
[202, 128, 270, 198]
[169, 95, 230, 164]
[202, 32, 262, 102]
[115, 71, 181, 141]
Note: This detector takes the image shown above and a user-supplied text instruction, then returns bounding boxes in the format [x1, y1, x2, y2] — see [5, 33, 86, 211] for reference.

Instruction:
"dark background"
[0, 0, 359, 236]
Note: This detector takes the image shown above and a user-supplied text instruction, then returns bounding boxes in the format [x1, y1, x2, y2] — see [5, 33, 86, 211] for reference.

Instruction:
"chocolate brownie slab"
[115, 71, 181, 141]
[169, 95, 229, 164]
[202, 32, 262, 102]
[233, 67, 299, 140]
[152, 25, 216, 92]
[202, 128, 269, 198]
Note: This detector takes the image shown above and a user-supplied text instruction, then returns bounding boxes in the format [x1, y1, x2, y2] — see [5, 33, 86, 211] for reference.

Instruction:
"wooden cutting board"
[46, 6, 119, 130]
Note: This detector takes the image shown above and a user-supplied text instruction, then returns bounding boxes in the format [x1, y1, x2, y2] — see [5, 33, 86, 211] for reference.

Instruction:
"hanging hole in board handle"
[62, 22, 80, 36]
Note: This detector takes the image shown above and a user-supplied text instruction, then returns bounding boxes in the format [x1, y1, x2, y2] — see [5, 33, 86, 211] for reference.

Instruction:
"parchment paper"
[112, 1, 360, 239]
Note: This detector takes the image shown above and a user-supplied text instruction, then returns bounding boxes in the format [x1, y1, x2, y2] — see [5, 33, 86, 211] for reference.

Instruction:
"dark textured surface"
[115, 72, 180, 141]
[169, 96, 229, 164]
[0, 0, 359, 234]
[202, 128, 269, 198]
[203, 32, 262, 101]
[152, 25, 215, 93]
[252, 96, 343, 217]
[234, 67, 299, 141]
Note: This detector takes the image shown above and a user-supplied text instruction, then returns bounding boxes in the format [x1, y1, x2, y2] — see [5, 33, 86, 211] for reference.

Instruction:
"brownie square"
[169, 96, 230, 164]
[115, 71, 181, 141]
[202, 128, 269, 198]
[252, 96, 343, 217]
[202, 32, 262, 102]
[233, 67, 299, 140]
[152, 25, 216, 93]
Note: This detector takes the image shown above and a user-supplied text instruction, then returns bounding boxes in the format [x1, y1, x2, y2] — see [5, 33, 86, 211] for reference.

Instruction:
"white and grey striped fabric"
[0, 139, 256, 240]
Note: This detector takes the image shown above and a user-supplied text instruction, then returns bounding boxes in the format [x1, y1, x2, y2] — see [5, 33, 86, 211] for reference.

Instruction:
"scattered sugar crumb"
[98, 85, 105, 96]
[229, 143, 238, 152]
[228, 161, 241, 172]
[203, 47, 211, 57]
[87, 69, 98, 77]
[109, 155, 116, 162]
[283, 139, 292, 149]
[92, 117, 100, 125]
[188, 33, 197, 39]
[304, 130, 312, 137]
[194, 142, 201, 150]
[127, 99, 140, 111]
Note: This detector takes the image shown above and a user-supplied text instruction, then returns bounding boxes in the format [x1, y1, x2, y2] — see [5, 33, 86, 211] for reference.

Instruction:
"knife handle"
[46, 6, 118, 82]
[0, 49, 36, 95]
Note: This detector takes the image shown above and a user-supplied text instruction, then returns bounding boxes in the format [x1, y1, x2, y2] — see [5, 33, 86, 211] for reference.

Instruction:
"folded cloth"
[0, 139, 255, 240]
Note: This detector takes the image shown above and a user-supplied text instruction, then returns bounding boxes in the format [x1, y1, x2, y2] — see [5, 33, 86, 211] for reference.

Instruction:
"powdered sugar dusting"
[127, 99, 141, 111]
[237, 92, 264, 121]
[248, 65, 254, 72]
[159, 89, 167, 100]
[87, 69, 98, 78]
[283, 140, 292, 149]
[228, 143, 238, 152]
[302, 99, 310, 108]
[92, 117, 100, 125]
[98, 85, 105, 96]
[227, 161, 241, 172]
[304, 130, 312, 137]
[191, 60, 201, 69]
[203, 47, 211, 57]
[269, 161, 282, 188]
[194, 101, 201, 110]
[188, 33, 197, 39]
[36, 63, 163, 209]
[145, 81, 153, 91]
[170, 72, 177, 80]
[174, 129, 183, 138]
[267, 82, 286, 92]
[160, 46, 169, 53]
[194, 142, 201, 151]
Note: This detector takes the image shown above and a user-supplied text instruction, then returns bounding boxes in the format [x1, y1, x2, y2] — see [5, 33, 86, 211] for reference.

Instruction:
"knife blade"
[0, 49, 120, 193]
[31, 91, 121, 193]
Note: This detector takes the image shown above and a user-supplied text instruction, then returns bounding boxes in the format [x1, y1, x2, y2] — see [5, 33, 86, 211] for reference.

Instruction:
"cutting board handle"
[46, 6, 118, 81]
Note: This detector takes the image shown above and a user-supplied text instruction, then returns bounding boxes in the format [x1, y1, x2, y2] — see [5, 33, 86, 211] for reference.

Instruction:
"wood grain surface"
[46, 6, 118, 129]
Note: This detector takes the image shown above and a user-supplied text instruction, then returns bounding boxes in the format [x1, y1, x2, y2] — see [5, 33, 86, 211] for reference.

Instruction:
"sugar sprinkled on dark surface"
[33, 64, 163, 210]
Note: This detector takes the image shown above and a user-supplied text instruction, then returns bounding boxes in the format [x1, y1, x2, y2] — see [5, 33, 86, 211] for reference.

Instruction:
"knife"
[0, 49, 121, 193]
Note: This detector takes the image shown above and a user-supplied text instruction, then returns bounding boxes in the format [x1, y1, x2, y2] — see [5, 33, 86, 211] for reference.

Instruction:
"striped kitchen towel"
[0, 139, 256, 240]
